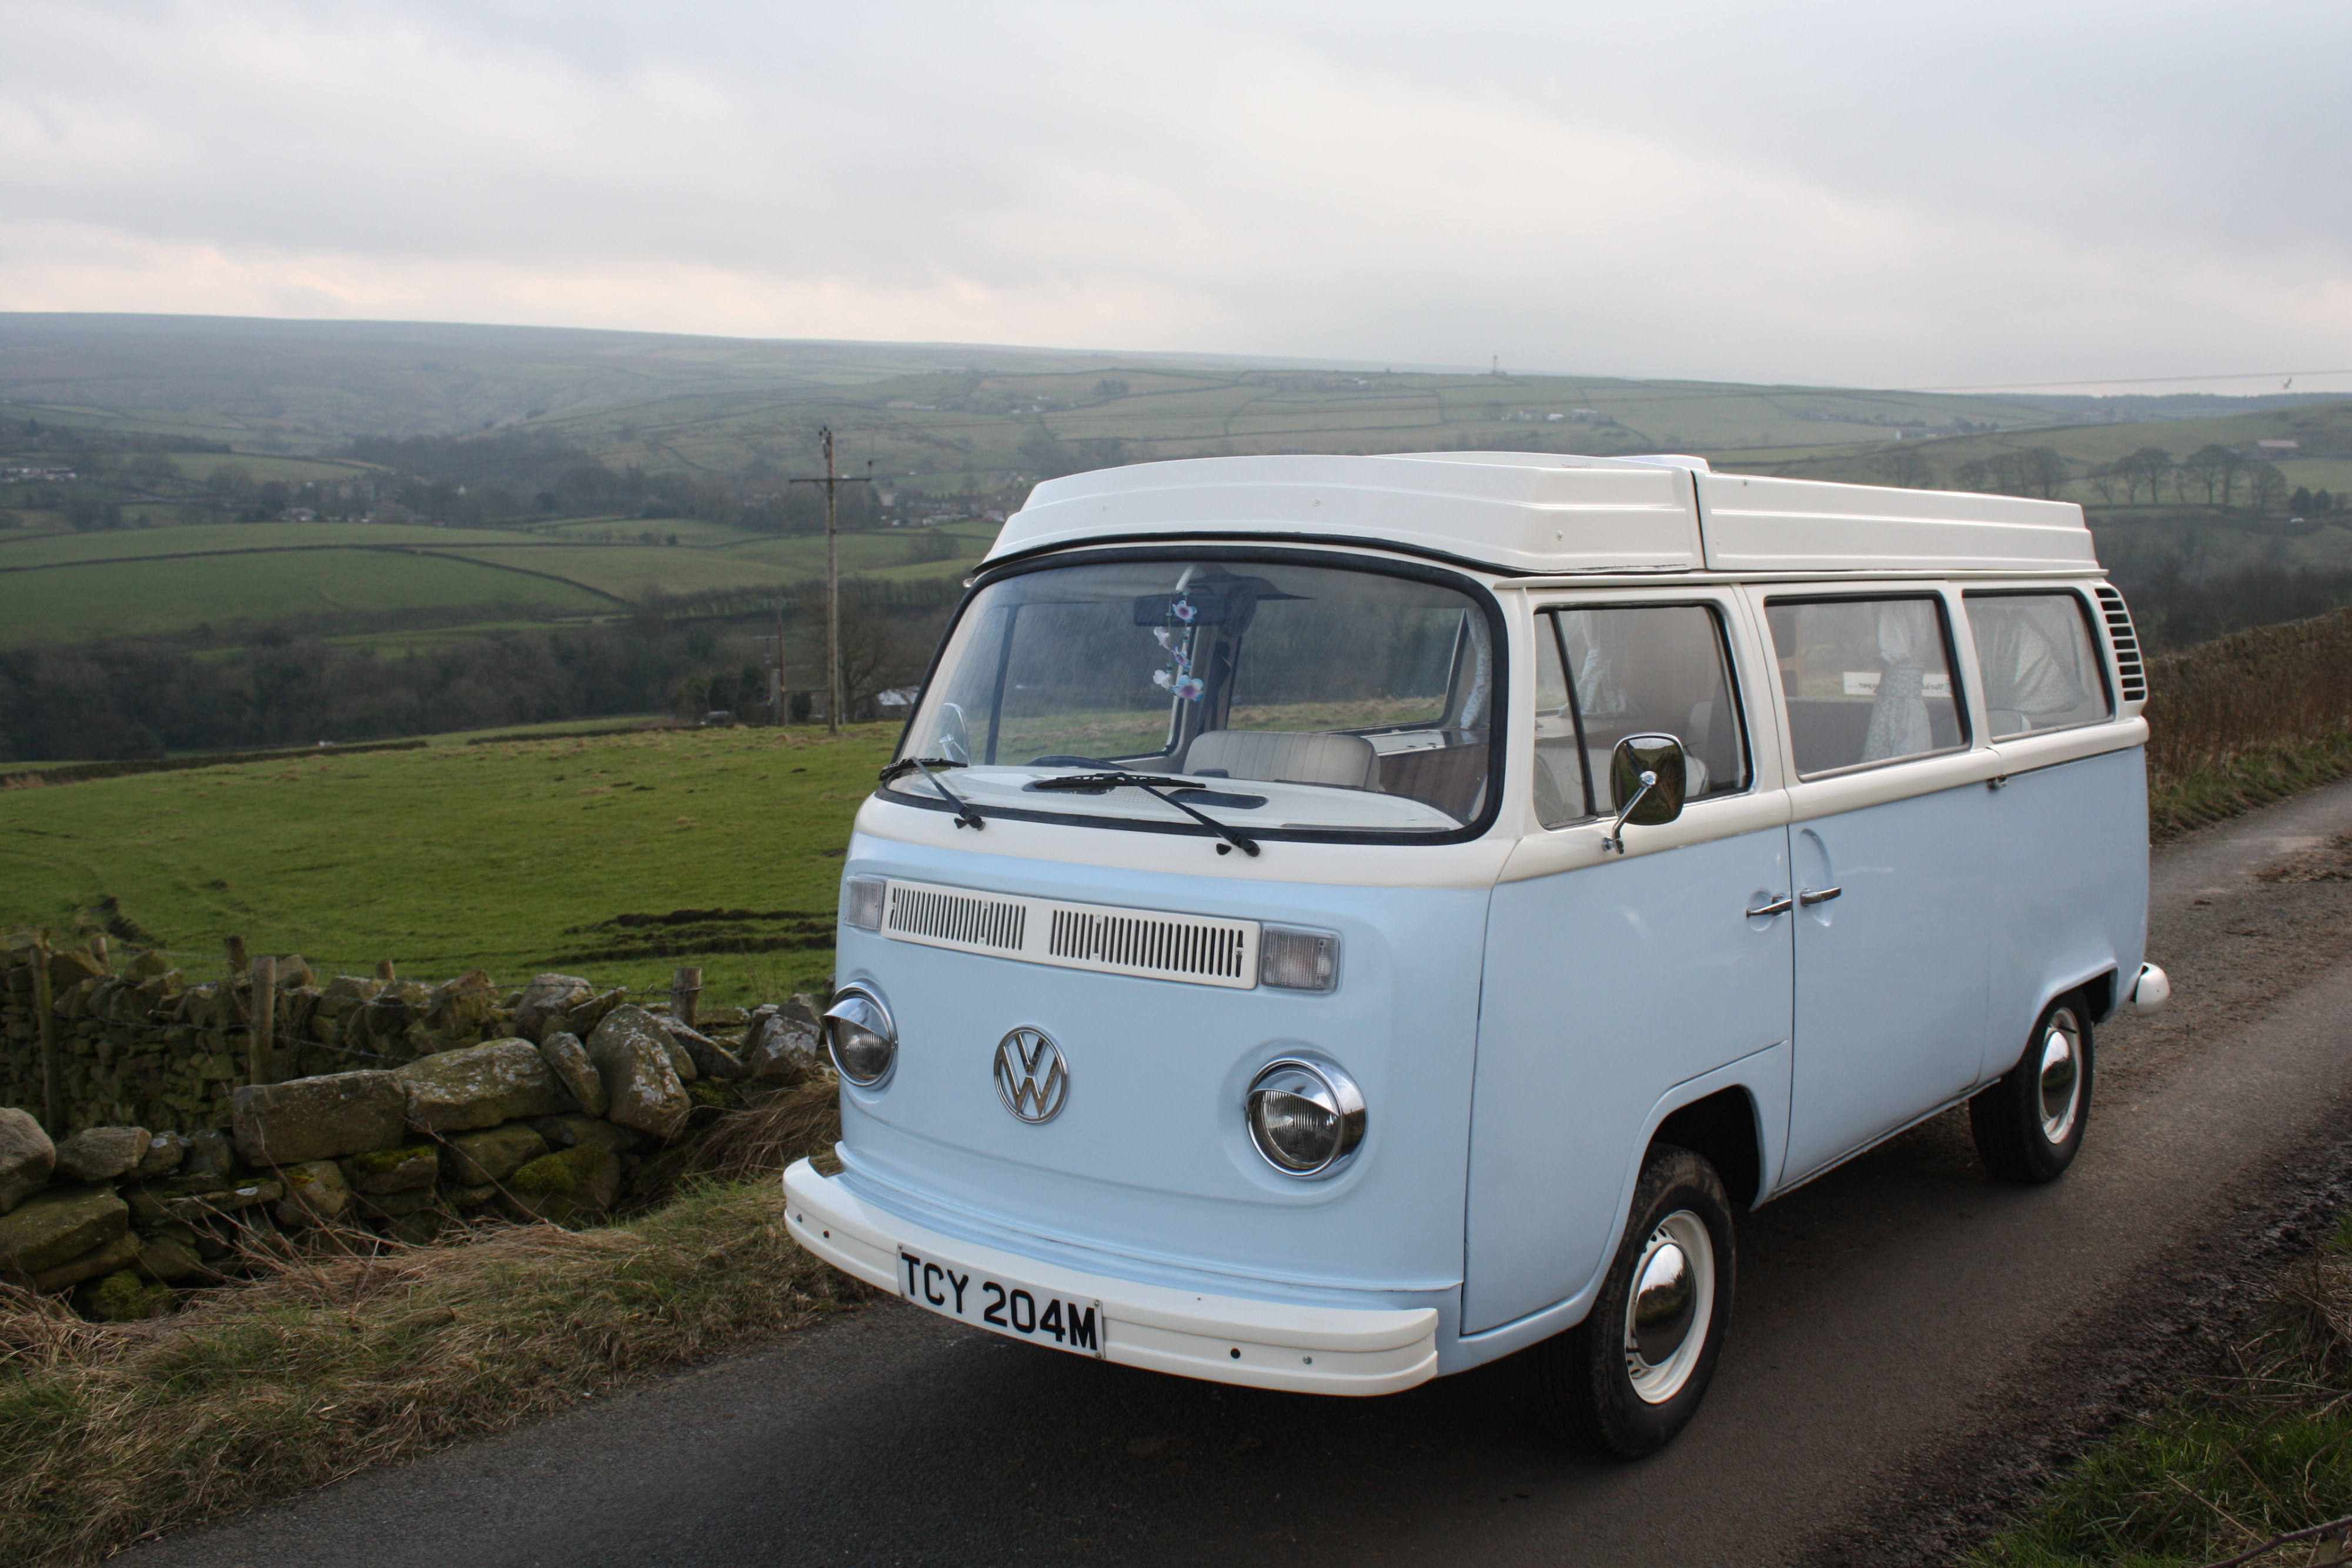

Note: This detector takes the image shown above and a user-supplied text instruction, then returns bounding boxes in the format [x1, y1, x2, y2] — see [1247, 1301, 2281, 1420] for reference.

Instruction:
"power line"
[1914, 368, 2352, 393]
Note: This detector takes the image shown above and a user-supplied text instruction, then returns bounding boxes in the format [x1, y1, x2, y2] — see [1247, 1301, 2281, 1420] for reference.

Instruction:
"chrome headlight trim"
[1244, 1057, 1366, 1178]
[823, 985, 898, 1088]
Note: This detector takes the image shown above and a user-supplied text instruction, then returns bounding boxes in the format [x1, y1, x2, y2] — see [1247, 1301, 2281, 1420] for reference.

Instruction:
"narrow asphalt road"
[123, 779, 2352, 1568]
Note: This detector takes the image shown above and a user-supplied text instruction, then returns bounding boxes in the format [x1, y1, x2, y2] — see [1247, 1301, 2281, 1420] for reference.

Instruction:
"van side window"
[1963, 591, 2112, 738]
[1766, 596, 1967, 777]
[1534, 604, 1749, 825]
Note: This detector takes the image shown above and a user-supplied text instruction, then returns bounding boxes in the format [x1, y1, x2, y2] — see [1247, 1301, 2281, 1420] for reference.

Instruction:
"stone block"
[744, 1011, 821, 1085]
[273, 1160, 351, 1228]
[77, 1268, 173, 1320]
[53, 1125, 151, 1183]
[396, 1039, 574, 1133]
[231, 1071, 406, 1166]
[535, 1031, 606, 1118]
[339, 1144, 437, 1194]
[503, 1143, 622, 1227]
[439, 1123, 549, 1187]
[529, 1114, 646, 1156]
[0, 1106, 55, 1214]
[660, 1019, 749, 1081]
[136, 1129, 187, 1178]
[0, 1186, 129, 1276]
[31, 1229, 142, 1294]
[513, 972, 594, 1044]
[584, 1007, 690, 1140]
[135, 1233, 209, 1284]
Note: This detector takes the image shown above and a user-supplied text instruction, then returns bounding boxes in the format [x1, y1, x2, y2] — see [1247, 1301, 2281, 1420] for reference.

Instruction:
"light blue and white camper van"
[784, 451, 2169, 1456]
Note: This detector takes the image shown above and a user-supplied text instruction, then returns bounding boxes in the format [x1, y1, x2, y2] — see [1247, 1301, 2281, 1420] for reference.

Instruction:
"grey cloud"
[0, 0, 2345, 389]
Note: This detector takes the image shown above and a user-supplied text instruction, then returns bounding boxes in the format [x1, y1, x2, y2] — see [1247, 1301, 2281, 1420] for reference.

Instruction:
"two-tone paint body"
[786, 451, 2153, 1392]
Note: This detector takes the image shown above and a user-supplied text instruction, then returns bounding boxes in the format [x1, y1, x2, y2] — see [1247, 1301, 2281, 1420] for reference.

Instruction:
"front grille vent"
[877, 879, 1258, 988]
[886, 885, 1026, 951]
[1047, 908, 1250, 982]
[2094, 584, 2147, 704]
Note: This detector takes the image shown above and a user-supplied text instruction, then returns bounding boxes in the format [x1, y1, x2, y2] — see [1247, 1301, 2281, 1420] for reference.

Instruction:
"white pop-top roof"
[988, 451, 2099, 576]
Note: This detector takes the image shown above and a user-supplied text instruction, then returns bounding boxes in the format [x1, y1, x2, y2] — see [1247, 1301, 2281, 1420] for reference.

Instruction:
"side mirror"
[1602, 733, 1686, 853]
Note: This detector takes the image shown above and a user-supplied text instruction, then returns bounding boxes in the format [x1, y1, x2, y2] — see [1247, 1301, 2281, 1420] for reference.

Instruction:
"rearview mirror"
[1603, 733, 1686, 852]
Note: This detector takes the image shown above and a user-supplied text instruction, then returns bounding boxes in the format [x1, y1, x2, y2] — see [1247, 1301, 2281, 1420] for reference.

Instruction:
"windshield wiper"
[879, 756, 983, 831]
[1032, 765, 1259, 857]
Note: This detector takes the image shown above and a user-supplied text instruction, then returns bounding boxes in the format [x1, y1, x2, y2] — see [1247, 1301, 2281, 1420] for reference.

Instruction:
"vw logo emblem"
[993, 1028, 1070, 1124]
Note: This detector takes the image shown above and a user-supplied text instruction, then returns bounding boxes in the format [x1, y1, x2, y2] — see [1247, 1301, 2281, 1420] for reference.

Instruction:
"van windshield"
[886, 557, 1496, 837]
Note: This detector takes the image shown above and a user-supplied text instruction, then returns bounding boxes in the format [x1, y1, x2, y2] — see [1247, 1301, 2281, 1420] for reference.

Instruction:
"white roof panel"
[988, 452, 2099, 577]
[1694, 472, 2096, 573]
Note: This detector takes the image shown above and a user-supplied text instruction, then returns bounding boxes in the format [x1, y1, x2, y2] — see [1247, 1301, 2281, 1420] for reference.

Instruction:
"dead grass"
[2146, 609, 2352, 840]
[0, 1079, 849, 1567]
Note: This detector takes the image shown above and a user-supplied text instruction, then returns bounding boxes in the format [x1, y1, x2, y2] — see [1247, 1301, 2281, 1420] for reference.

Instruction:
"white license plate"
[897, 1247, 1104, 1359]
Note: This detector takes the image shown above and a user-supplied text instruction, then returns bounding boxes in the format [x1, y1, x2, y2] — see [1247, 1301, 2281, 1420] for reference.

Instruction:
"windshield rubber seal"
[880, 542, 1512, 848]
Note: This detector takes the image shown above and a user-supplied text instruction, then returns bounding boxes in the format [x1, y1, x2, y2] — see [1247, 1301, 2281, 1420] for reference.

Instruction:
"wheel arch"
[1651, 1085, 1765, 1210]
[1985, 965, 2114, 1081]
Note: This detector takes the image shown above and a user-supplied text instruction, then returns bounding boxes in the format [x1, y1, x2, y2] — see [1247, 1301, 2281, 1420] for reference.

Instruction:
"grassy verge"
[2146, 609, 2352, 842]
[0, 1082, 849, 1566]
[2150, 729, 2352, 841]
[1974, 1215, 2352, 1568]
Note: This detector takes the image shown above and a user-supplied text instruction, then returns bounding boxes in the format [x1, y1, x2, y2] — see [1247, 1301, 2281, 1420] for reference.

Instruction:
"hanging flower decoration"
[1152, 591, 1204, 701]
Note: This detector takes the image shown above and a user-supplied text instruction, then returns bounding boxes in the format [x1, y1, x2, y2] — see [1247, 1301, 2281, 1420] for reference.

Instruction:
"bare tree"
[1880, 447, 1934, 489]
[2248, 462, 2290, 518]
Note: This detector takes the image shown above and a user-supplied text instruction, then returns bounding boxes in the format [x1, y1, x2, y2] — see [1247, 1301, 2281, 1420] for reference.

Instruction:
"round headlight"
[1245, 1059, 1365, 1178]
[823, 987, 897, 1088]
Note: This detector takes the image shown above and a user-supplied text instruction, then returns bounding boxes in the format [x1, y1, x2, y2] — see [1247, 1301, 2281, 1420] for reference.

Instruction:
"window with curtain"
[1765, 595, 1967, 777]
[1963, 591, 2111, 738]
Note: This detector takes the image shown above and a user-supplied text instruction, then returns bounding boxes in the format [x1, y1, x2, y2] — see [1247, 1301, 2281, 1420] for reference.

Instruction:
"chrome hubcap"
[2036, 1011, 2082, 1145]
[1623, 1210, 1714, 1405]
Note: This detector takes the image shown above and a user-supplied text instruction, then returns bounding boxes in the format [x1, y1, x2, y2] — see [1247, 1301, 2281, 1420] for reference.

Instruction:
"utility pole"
[791, 426, 873, 736]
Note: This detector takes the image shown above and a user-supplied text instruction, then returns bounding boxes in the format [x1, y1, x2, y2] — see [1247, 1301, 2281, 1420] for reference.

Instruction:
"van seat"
[1184, 730, 1379, 790]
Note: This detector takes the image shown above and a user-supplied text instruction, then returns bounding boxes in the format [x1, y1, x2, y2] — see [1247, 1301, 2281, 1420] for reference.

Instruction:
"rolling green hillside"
[0, 723, 899, 1005]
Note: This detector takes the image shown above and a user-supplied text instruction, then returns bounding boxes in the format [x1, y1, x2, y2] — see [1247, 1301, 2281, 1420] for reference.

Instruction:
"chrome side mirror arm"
[1601, 769, 1659, 855]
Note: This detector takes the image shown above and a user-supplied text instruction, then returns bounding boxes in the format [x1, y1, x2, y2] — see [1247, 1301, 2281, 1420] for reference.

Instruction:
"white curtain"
[1860, 603, 1935, 763]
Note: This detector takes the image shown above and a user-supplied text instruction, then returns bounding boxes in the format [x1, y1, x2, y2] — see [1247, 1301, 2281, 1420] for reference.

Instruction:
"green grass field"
[0, 548, 611, 644]
[0, 723, 898, 1006]
[0, 519, 548, 565]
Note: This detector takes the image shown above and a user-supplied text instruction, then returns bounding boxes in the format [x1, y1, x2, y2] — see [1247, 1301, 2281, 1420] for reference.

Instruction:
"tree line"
[0, 579, 961, 763]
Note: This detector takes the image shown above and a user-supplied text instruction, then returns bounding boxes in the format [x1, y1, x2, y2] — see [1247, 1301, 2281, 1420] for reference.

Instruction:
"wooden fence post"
[248, 954, 277, 1088]
[31, 938, 60, 1135]
[671, 966, 703, 1028]
[226, 935, 249, 977]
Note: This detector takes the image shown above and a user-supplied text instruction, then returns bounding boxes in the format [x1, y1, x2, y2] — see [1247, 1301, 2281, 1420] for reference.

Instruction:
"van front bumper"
[783, 1159, 1439, 1397]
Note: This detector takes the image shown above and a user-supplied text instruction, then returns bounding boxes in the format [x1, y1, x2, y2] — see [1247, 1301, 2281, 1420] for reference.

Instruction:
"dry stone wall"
[1, 932, 830, 1322]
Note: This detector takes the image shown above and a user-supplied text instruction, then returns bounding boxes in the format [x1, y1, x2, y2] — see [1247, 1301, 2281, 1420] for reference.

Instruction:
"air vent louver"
[874, 880, 1259, 988]
[2094, 584, 2147, 704]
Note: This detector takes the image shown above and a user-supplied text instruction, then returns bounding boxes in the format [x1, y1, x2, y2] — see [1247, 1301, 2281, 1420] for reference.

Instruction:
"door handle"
[1746, 895, 1793, 918]
[1798, 885, 1842, 907]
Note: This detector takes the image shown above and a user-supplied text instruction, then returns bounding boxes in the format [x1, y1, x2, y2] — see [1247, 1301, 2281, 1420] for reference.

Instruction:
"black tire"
[1970, 992, 2094, 1184]
[1532, 1144, 1735, 1460]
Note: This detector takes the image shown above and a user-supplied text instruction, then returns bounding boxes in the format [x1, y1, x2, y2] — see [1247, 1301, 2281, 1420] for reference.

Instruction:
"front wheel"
[1532, 1144, 1735, 1459]
[1970, 993, 2093, 1183]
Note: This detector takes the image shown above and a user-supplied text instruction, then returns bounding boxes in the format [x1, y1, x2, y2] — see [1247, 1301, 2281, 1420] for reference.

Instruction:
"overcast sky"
[3, 1, 2347, 393]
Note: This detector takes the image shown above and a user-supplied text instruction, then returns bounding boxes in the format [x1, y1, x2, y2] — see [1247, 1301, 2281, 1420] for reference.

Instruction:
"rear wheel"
[1533, 1144, 1735, 1459]
[1971, 993, 2093, 1183]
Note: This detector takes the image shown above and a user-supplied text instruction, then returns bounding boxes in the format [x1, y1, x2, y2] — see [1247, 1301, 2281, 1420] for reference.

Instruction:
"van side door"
[1757, 587, 1997, 1183]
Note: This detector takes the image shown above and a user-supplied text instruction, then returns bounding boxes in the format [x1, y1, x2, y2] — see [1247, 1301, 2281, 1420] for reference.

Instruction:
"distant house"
[2257, 439, 2301, 452]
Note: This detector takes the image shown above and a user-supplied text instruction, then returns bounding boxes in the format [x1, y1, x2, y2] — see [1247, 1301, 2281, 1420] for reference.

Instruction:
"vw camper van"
[783, 451, 2170, 1456]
